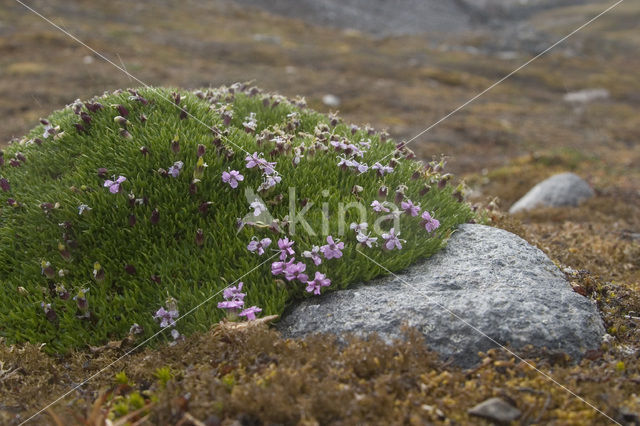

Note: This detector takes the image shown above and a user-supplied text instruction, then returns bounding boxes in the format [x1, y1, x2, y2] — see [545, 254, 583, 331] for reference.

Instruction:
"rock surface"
[278, 224, 605, 367]
[509, 172, 595, 214]
[468, 397, 522, 423]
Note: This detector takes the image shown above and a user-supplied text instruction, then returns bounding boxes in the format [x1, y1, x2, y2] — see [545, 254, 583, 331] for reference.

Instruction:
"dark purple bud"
[125, 264, 137, 275]
[438, 174, 451, 189]
[222, 112, 232, 127]
[114, 116, 128, 126]
[80, 111, 92, 124]
[195, 228, 204, 247]
[9, 159, 20, 167]
[411, 170, 421, 180]
[389, 158, 398, 168]
[97, 167, 108, 178]
[150, 275, 162, 284]
[0, 151, 4, 166]
[7, 198, 16, 206]
[301, 198, 309, 208]
[139, 113, 147, 123]
[350, 124, 359, 135]
[158, 168, 168, 177]
[129, 214, 136, 227]
[179, 109, 188, 120]
[150, 208, 160, 225]
[40, 118, 50, 126]
[173, 92, 181, 105]
[59, 247, 71, 262]
[395, 190, 405, 204]
[33, 138, 43, 145]
[85, 102, 103, 112]
[197, 144, 206, 157]
[198, 201, 212, 215]
[378, 185, 388, 199]
[140, 146, 149, 156]
[419, 184, 431, 196]
[171, 138, 180, 154]
[76, 296, 88, 311]
[453, 191, 463, 202]
[40, 202, 54, 211]
[15, 152, 26, 163]
[189, 182, 197, 195]
[119, 129, 132, 139]
[116, 104, 129, 117]
[0, 178, 9, 192]
[212, 137, 222, 148]
[128, 193, 136, 208]
[42, 304, 57, 322]
[74, 123, 86, 133]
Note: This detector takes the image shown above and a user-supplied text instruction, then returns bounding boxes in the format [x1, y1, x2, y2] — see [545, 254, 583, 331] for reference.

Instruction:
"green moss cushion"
[0, 85, 472, 353]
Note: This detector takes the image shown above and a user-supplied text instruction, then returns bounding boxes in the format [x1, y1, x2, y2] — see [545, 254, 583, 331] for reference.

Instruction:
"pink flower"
[239, 306, 262, 321]
[104, 176, 126, 193]
[302, 245, 322, 266]
[277, 237, 295, 260]
[421, 211, 441, 233]
[217, 299, 244, 310]
[222, 170, 244, 188]
[272, 258, 295, 276]
[245, 152, 276, 174]
[372, 162, 394, 176]
[247, 237, 272, 255]
[250, 199, 267, 216]
[218, 282, 246, 312]
[154, 306, 179, 328]
[320, 236, 344, 259]
[168, 161, 184, 178]
[284, 261, 308, 283]
[356, 231, 378, 248]
[223, 282, 245, 301]
[306, 271, 331, 295]
[401, 199, 420, 217]
[382, 228, 404, 251]
[350, 222, 368, 233]
[371, 200, 390, 213]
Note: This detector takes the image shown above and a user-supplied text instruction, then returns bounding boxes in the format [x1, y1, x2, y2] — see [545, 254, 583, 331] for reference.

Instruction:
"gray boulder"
[278, 224, 605, 367]
[509, 172, 594, 214]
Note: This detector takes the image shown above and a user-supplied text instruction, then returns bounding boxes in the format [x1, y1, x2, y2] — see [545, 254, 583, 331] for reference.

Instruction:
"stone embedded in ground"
[468, 397, 522, 423]
[277, 224, 606, 367]
[563, 88, 610, 103]
[509, 172, 595, 214]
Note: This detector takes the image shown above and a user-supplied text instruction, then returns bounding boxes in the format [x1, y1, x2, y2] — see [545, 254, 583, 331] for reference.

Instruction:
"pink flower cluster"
[217, 282, 263, 321]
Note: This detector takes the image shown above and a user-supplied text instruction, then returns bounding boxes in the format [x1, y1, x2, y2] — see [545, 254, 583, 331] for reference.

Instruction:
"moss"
[0, 85, 473, 353]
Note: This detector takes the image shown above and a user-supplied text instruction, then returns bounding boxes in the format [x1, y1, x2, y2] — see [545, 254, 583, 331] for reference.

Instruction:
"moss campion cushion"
[0, 84, 473, 353]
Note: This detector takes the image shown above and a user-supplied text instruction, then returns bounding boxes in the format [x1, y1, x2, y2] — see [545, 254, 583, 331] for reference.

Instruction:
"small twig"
[176, 412, 207, 426]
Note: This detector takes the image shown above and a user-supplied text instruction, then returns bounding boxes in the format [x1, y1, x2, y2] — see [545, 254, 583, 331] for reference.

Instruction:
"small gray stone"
[277, 224, 605, 367]
[509, 172, 594, 214]
[468, 397, 521, 424]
